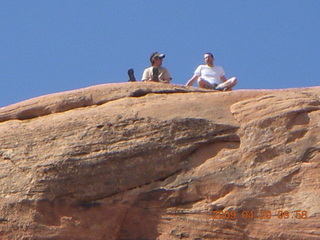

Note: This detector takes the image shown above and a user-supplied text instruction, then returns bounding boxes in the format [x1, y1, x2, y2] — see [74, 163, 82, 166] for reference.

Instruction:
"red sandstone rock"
[0, 83, 319, 239]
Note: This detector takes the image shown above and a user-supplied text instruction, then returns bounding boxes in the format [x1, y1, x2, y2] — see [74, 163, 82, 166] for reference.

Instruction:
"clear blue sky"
[1, 1, 319, 107]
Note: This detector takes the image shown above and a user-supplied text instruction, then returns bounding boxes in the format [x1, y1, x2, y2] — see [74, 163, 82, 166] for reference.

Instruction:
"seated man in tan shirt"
[142, 52, 172, 83]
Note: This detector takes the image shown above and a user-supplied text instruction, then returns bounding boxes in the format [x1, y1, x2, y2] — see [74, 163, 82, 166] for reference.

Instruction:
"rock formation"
[0, 82, 319, 240]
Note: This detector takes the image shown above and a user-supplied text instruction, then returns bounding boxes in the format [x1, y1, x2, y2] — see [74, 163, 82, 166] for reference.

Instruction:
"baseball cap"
[150, 52, 165, 62]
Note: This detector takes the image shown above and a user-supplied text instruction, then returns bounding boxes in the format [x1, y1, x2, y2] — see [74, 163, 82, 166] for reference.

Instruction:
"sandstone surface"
[0, 82, 319, 240]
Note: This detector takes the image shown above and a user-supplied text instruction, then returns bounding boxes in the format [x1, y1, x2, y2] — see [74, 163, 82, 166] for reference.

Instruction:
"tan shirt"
[141, 66, 172, 83]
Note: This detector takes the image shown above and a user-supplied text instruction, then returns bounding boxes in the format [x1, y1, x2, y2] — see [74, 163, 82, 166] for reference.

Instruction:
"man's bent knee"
[198, 79, 208, 88]
[228, 77, 237, 85]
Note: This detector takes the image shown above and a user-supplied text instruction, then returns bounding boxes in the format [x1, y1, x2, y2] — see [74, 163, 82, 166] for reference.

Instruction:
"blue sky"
[0, 1, 319, 107]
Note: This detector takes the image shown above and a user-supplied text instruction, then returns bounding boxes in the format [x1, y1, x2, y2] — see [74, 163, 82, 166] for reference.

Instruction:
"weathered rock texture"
[0, 82, 319, 240]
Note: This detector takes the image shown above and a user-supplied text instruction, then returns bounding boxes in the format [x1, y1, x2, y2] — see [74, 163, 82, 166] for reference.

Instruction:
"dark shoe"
[152, 67, 159, 82]
[205, 83, 217, 90]
[128, 68, 136, 82]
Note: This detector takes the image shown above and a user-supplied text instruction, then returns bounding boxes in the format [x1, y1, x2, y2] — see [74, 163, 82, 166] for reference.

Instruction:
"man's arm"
[141, 68, 151, 82]
[161, 78, 172, 83]
[186, 74, 199, 86]
[160, 68, 172, 83]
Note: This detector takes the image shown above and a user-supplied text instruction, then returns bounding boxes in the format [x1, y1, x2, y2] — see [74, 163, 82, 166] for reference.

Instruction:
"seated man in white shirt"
[186, 53, 237, 91]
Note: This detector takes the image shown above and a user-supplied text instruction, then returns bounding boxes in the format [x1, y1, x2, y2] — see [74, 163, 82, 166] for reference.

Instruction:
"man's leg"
[198, 78, 217, 89]
[216, 77, 237, 91]
[152, 67, 159, 82]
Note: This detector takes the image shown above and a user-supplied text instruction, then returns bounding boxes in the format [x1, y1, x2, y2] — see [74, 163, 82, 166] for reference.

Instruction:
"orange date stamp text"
[212, 210, 308, 220]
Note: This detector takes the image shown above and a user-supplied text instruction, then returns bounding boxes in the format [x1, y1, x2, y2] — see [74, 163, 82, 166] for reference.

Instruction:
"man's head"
[150, 52, 165, 66]
[204, 53, 214, 67]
